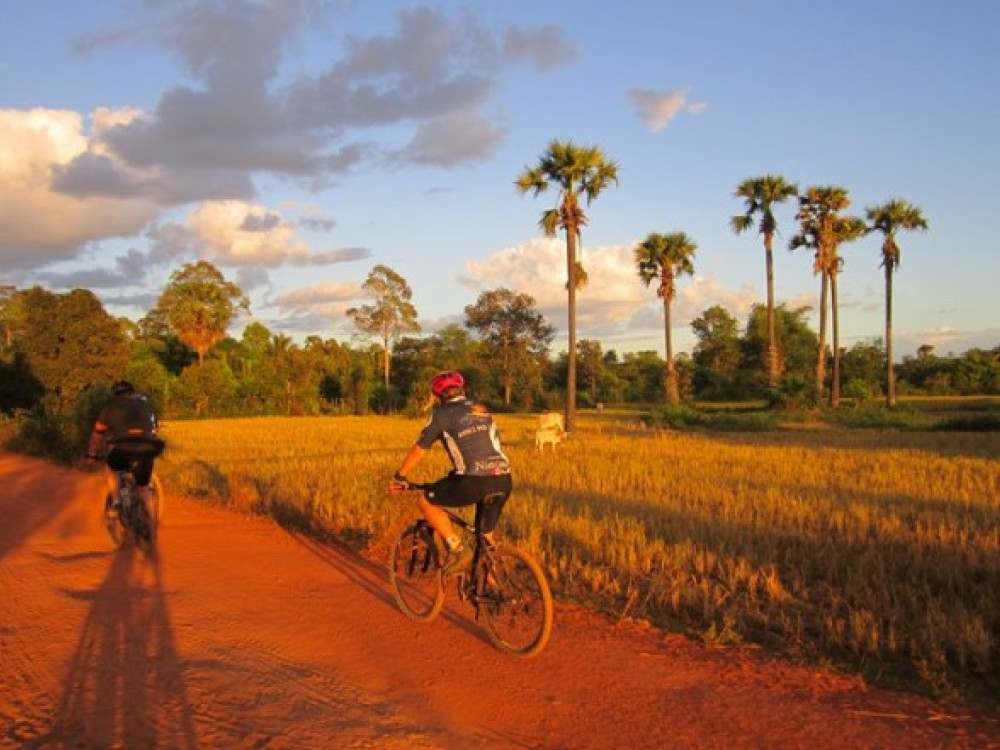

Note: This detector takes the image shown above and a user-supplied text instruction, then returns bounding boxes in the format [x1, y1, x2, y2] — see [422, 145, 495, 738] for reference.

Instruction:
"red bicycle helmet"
[430, 370, 464, 397]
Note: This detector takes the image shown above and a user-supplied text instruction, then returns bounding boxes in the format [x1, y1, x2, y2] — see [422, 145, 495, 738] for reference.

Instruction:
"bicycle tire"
[133, 495, 156, 552]
[479, 546, 553, 657]
[389, 523, 445, 622]
[105, 492, 126, 549]
[150, 473, 164, 523]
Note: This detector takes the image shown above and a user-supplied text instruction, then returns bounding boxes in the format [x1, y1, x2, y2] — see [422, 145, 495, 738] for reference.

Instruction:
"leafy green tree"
[516, 139, 619, 431]
[464, 288, 554, 407]
[840, 339, 886, 403]
[347, 264, 420, 389]
[741, 304, 819, 405]
[635, 231, 697, 405]
[731, 175, 799, 390]
[151, 261, 249, 366]
[576, 339, 607, 407]
[10, 287, 130, 414]
[173, 358, 238, 417]
[617, 351, 665, 404]
[691, 305, 742, 400]
[0, 355, 44, 414]
[865, 199, 929, 406]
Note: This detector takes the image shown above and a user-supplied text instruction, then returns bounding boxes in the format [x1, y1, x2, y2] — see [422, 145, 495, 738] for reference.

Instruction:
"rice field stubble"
[156, 413, 1000, 704]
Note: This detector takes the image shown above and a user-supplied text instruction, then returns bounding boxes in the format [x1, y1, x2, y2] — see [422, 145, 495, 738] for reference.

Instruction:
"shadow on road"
[42, 546, 200, 748]
[0, 452, 93, 564]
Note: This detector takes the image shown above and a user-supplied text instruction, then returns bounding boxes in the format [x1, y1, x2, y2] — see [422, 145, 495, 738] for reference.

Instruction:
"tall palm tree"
[826, 215, 866, 407]
[865, 199, 929, 407]
[731, 175, 799, 392]
[516, 139, 619, 431]
[635, 231, 697, 405]
[790, 186, 855, 405]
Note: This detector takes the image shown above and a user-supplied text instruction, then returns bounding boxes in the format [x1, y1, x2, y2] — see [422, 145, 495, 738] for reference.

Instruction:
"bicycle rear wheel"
[149, 473, 164, 523]
[133, 495, 156, 552]
[105, 492, 126, 549]
[480, 546, 553, 657]
[389, 523, 444, 622]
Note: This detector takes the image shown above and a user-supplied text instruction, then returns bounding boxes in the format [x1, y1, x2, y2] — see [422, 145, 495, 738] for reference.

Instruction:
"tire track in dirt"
[1, 451, 999, 749]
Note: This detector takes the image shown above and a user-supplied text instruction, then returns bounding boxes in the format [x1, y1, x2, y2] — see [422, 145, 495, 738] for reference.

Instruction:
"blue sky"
[1, 0, 997, 359]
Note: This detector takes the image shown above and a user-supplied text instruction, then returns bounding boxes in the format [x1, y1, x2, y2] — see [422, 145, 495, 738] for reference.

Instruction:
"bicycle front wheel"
[389, 523, 444, 622]
[480, 546, 553, 657]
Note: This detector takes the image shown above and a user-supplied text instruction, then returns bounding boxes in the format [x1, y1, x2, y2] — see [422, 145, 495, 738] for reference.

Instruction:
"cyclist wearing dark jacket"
[390, 371, 512, 572]
[86, 380, 162, 517]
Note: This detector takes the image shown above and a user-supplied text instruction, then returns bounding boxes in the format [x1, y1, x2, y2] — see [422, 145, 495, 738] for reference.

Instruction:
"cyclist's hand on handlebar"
[388, 473, 411, 494]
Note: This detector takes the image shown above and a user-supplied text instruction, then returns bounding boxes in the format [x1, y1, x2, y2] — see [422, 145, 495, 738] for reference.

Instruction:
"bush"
[827, 405, 931, 431]
[6, 412, 77, 462]
[934, 414, 1000, 432]
[644, 405, 780, 432]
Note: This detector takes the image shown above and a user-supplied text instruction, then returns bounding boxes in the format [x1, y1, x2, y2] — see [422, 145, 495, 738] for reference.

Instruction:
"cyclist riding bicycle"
[86, 380, 163, 518]
[389, 370, 513, 574]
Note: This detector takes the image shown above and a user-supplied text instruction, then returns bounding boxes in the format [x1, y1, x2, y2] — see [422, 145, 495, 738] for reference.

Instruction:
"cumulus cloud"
[270, 282, 361, 311]
[153, 201, 372, 268]
[391, 108, 508, 167]
[2, 4, 575, 268]
[460, 237, 760, 345]
[0, 108, 160, 267]
[628, 87, 707, 132]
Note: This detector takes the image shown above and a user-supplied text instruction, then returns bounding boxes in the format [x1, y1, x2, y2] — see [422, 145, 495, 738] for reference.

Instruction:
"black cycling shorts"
[107, 448, 155, 487]
[426, 472, 512, 534]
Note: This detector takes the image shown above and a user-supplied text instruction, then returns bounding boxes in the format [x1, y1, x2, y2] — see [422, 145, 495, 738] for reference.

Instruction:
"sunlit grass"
[156, 412, 1000, 701]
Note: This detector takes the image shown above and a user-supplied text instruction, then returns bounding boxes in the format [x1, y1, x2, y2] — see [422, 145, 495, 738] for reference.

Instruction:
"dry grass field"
[155, 410, 1000, 703]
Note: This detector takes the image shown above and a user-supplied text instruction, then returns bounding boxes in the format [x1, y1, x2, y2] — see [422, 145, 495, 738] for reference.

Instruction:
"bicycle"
[388, 482, 554, 657]
[103, 458, 160, 552]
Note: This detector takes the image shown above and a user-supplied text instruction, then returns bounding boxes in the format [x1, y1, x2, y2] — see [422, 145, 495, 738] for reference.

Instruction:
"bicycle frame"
[390, 481, 554, 656]
[401, 482, 503, 613]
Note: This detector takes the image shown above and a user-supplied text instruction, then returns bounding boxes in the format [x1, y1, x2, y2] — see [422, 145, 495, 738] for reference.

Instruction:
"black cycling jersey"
[417, 397, 510, 476]
[94, 394, 159, 444]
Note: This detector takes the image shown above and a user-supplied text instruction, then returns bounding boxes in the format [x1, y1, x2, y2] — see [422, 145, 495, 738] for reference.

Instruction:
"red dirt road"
[2, 451, 998, 749]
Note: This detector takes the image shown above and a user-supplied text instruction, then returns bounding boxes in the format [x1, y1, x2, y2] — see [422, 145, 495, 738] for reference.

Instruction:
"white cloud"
[628, 87, 706, 132]
[157, 201, 371, 268]
[0, 108, 159, 267]
[461, 237, 763, 346]
[270, 282, 361, 310]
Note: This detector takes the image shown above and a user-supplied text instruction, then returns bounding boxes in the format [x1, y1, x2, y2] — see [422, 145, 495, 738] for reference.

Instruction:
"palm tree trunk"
[764, 234, 779, 390]
[885, 264, 896, 407]
[664, 296, 679, 405]
[565, 230, 578, 432]
[815, 271, 829, 404]
[830, 271, 841, 408]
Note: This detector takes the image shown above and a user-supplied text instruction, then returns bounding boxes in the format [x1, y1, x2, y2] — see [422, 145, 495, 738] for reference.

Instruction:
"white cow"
[535, 412, 566, 451]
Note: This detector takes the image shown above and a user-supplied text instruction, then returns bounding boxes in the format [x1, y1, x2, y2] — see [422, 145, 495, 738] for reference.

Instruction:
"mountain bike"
[388, 483, 553, 657]
[104, 459, 159, 552]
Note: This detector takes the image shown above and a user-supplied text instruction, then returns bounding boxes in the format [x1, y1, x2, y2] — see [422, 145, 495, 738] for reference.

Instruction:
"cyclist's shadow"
[45, 546, 199, 748]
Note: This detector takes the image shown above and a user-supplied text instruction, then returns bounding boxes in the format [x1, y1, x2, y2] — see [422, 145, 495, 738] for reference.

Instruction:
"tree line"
[1, 261, 996, 437]
[2, 139, 997, 438]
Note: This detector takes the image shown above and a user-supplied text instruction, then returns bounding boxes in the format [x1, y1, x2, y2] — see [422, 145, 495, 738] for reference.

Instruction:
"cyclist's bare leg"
[104, 466, 117, 502]
[417, 495, 457, 546]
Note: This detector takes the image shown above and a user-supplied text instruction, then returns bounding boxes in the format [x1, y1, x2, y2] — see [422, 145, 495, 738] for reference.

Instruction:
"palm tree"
[635, 231, 697, 405]
[731, 175, 799, 392]
[826, 215, 866, 407]
[865, 199, 929, 407]
[516, 139, 619, 432]
[790, 186, 857, 405]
